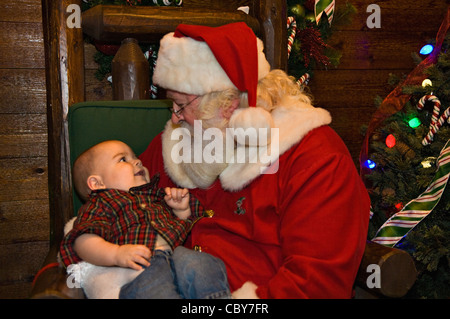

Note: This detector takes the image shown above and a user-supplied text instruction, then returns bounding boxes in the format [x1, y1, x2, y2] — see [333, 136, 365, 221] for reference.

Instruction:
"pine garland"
[287, 0, 356, 80]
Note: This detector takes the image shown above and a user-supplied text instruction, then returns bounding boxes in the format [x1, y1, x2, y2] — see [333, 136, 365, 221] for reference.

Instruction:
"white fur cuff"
[232, 281, 260, 299]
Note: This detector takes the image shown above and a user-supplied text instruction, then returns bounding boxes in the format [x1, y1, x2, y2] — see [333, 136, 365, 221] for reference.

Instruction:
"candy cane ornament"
[296, 73, 310, 88]
[152, 0, 182, 5]
[417, 95, 441, 128]
[417, 94, 450, 145]
[147, 47, 158, 99]
[286, 17, 309, 89]
[287, 17, 297, 59]
[422, 106, 450, 145]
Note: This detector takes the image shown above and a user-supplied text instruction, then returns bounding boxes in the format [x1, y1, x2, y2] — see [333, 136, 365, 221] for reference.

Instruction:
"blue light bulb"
[364, 159, 376, 169]
[419, 44, 434, 55]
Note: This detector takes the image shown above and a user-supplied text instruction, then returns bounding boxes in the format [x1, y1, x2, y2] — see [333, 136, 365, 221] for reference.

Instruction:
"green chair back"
[68, 100, 172, 215]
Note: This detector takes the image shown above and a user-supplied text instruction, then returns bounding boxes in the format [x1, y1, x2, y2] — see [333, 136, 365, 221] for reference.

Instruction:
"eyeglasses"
[169, 96, 200, 118]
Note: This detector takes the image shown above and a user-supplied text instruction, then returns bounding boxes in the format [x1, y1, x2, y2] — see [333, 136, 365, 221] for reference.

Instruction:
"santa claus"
[140, 22, 371, 298]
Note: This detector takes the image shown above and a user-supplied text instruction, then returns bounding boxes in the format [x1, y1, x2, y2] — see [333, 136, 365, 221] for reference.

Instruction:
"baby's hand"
[114, 244, 151, 270]
[164, 187, 191, 219]
[164, 187, 189, 209]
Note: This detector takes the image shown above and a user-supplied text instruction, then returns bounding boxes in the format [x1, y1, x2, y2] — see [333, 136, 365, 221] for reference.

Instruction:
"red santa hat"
[152, 22, 271, 107]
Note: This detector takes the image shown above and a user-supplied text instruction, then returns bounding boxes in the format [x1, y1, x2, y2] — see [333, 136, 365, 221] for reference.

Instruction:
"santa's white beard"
[176, 120, 230, 189]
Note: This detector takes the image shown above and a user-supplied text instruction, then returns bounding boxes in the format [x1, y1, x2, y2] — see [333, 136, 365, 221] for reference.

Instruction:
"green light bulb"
[408, 117, 421, 128]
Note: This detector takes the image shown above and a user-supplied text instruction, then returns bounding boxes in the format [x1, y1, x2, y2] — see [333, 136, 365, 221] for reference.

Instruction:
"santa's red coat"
[140, 121, 370, 298]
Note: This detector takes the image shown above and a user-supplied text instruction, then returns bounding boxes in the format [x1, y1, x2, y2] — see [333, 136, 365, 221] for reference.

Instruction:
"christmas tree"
[362, 13, 450, 298]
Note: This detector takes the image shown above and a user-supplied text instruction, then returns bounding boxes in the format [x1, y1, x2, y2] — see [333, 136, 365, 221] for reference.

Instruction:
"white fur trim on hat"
[153, 32, 270, 95]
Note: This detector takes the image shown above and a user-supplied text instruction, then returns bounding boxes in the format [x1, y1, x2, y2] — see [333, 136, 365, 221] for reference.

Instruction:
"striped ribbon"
[372, 139, 450, 247]
[314, 0, 335, 25]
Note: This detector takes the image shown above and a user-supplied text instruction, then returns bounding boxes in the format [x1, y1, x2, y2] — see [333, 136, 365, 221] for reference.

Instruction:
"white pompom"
[229, 107, 274, 146]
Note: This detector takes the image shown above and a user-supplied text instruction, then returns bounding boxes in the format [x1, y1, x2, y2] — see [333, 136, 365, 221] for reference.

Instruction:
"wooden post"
[254, 0, 287, 71]
[355, 241, 417, 298]
[41, 0, 85, 246]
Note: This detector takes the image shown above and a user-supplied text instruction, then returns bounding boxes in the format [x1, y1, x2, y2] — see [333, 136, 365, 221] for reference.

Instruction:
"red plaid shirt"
[59, 174, 205, 267]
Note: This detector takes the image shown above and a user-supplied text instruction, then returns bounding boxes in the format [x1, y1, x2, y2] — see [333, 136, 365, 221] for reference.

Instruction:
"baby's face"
[93, 140, 150, 191]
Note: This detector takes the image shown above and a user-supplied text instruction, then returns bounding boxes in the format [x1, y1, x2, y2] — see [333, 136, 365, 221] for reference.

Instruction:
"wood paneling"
[329, 31, 420, 70]
[0, 70, 47, 114]
[338, 0, 448, 32]
[0, 0, 49, 299]
[0, 157, 48, 201]
[0, 0, 42, 23]
[84, 43, 113, 101]
[0, 242, 49, 288]
[0, 22, 45, 69]
[0, 199, 50, 243]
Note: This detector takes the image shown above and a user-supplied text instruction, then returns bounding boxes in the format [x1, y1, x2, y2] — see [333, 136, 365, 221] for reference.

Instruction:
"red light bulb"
[385, 134, 396, 148]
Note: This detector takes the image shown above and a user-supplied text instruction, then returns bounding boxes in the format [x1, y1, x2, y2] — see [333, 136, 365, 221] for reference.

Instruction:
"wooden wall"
[0, 0, 448, 298]
[0, 0, 49, 298]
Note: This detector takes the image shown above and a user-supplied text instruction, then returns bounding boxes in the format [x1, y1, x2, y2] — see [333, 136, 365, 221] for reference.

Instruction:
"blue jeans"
[119, 246, 231, 299]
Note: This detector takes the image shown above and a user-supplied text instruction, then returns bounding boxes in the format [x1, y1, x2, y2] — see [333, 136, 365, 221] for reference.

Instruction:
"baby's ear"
[87, 175, 105, 191]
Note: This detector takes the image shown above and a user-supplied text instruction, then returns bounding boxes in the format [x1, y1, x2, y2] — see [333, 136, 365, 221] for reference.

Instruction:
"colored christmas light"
[408, 117, 421, 128]
[422, 79, 432, 87]
[385, 134, 396, 148]
[419, 44, 434, 55]
[364, 159, 376, 169]
[421, 156, 437, 168]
